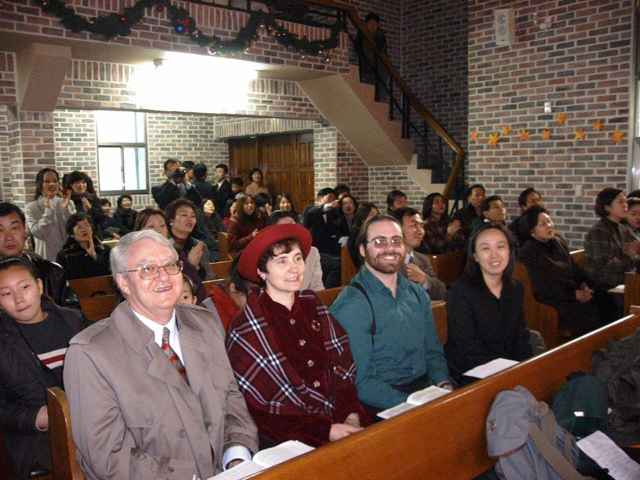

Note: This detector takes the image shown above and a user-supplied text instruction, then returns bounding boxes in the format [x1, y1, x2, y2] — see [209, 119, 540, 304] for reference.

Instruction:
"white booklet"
[209, 441, 315, 480]
[377, 385, 451, 420]
[463, 358, 518, 379]
[577, 430, 640, 480]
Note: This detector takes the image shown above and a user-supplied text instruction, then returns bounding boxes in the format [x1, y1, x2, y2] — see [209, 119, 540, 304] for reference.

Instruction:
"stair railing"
[302, 0, 466, 209]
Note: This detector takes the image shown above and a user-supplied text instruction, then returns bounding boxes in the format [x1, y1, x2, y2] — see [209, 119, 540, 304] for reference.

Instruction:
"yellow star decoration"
[556, 113, 567, 126]
[593, 120, 604, 131]
[542, 128, 552, 140]
[470, 130, 479, 143]
[575, 128, 586, 141]
[519, 129, 530, 141]
[501, 126, 512, 136]
[612, 129, 625, 144]
[488, 132, 501, 147]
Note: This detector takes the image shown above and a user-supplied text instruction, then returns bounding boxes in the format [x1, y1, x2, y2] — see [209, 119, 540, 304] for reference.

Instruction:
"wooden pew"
[217, 232, 230, 259]
[340, 245, 357, 286]
[251, 311, 640, 480]
[624, 271, 640, 314]
[431, 300, 447, 345]
[570, 248, 585, 270]
[513, 261, 567, 348]
[79, 295, 118, 322]
[429, 250, 465, 286]
[69, 275, 115, 298]
[47, 387, 85, 480]
[316, 286, 343, 306]
[316, 287, 448, 345]
[210, 259, 233, 279]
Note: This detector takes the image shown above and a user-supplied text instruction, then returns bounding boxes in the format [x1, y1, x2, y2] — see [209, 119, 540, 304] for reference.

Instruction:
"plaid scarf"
[226, 289, 357, 417]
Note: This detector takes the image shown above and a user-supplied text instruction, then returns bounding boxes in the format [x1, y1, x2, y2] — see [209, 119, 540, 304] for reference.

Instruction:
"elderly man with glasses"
[330, 215, 452, 416]
[63, 230, 257, 480]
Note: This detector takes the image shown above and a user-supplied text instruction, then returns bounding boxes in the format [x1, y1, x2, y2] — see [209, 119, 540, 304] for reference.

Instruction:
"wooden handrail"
[304, 0, 466, 199]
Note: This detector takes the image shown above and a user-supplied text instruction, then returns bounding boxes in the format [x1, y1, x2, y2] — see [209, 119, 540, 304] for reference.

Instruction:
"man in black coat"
[192, 163, 216, 202]
[151, 158, 202, 210]
[0, 203, 77, 307]
[213, 163, 233, 216]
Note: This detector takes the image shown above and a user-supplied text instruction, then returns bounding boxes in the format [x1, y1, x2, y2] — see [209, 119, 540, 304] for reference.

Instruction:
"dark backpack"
[552, 372, 608, 439]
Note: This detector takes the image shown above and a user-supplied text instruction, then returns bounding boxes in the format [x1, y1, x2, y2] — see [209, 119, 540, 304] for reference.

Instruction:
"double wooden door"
[228, 133, 314, 213]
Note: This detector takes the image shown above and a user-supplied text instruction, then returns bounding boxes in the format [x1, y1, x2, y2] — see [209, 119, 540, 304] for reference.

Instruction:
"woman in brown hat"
[226, 224, 367, 448]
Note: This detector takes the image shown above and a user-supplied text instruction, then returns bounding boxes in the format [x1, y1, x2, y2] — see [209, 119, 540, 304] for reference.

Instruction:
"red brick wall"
[467, 0, 633, 247]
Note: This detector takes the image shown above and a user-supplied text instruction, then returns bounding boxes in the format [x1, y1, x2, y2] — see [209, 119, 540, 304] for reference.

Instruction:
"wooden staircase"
[299, 66, 415, 167]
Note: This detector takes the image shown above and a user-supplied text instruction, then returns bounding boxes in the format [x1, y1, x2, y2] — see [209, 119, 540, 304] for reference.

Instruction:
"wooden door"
[228, 138, 258, 182]
[228, 133, 314, 213]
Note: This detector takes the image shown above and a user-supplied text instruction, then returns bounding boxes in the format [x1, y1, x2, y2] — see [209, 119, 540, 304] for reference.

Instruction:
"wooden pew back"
[431, 300, 447, 345]
[316, 286, 343, 306]
[340, 245, 358, 286]
[429, 250, 465, 286]
[69, 275, 115, 298]
[47, 387, 85, 480]
[570, 249, 585, 270]
[317, 287, 447, 345]
[624, 271, 640, 314]
[210, 259, 233, 279]
[252, 312, 640, 480]
[217, 232, 230, 259]
[79, 295, 118, 322]
[513, 261, 564, 347]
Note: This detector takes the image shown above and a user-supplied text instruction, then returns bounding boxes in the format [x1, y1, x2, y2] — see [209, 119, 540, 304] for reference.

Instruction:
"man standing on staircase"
[355, 13, 389, 100]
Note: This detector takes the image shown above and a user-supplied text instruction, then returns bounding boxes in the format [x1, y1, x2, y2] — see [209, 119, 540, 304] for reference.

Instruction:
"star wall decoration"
[488, 132, 500, 147]
[470, 130, 479, 143]
[593, 120, 604, 131]
[556, 113, 567, 126]
[575, 128, 586, 141]
[542, 128, 551, 140]
[501, 126, 512, 136]
[519, 129, 530, 141]
[612, 129, 625, 144]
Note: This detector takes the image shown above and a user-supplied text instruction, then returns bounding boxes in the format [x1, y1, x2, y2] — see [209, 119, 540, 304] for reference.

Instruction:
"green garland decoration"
[34, 0, 342, 60]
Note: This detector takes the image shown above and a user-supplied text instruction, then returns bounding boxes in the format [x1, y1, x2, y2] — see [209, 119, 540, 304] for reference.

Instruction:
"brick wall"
[403, 0, 469, 184]
[0, 0, 350, 74]
[467, 0, 633, 247]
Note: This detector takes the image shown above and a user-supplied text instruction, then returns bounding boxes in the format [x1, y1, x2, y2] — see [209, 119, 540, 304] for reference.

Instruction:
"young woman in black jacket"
[0, 256, 86, 478]
[445, 223, 532, 382]
[56, 213, 111, 280]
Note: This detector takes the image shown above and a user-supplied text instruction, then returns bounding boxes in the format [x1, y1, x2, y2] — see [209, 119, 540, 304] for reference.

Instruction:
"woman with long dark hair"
[445, 223, 532, 381]
[421, 193, 464, 253]
[245, 167, 269, 197]
[25, 167, 74, 261]
[63, 171, 105, 237]
[165, 199, 214, 281]
[113, 194, 137, 234]
[518, 206, 600, 336]
[228, 195, 264, 255]
[56, 213, 111, 280]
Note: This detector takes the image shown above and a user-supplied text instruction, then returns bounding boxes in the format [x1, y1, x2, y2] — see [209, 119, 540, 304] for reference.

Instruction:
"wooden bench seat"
[69, 275, 115, 298]
[429, 250, 465, 286]
[513, 261, 565, 348]
[79, 295, 118, 322]
[47, 387, 85, 480]
[250, 310, 640, 480]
